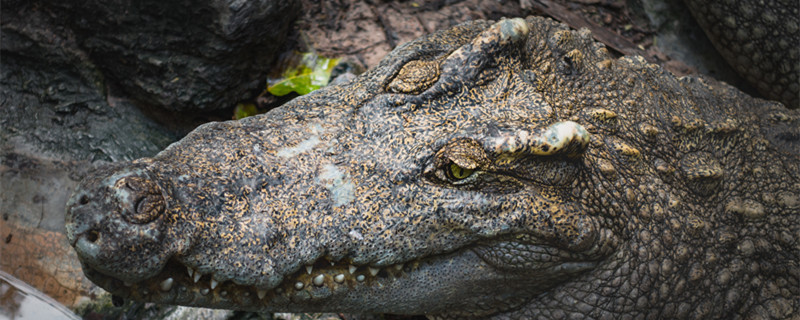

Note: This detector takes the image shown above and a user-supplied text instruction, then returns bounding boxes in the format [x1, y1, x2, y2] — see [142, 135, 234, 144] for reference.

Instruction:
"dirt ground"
[294, 0, 699, 78]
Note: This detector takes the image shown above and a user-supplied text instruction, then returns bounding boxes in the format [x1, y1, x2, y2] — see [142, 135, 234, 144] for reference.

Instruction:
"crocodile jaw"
[79, 241, 598, 316]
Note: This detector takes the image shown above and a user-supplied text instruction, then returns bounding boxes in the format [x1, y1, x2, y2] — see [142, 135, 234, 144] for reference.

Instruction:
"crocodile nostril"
[79, 195, 90, 205]
[86, 230, 100, 243]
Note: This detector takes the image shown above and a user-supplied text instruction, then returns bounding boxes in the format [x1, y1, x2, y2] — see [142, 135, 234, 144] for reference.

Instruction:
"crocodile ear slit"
[490, 121, 591, 157]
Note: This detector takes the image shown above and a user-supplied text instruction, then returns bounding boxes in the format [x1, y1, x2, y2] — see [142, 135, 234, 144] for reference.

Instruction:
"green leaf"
[233, 103, 259, 120]
[267, 52, 340, 96]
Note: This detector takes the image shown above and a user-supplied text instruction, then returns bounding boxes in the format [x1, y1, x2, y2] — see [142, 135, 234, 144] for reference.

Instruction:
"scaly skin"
[684, 0, 800, 108]
[66, 17, 800, 319]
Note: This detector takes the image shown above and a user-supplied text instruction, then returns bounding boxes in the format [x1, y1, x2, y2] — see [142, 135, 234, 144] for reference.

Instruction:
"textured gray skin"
[684, 0, 800, 109]
[66, 17, 800, 319]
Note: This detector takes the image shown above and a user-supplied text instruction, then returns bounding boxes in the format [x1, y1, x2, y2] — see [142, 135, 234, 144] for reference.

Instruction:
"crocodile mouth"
[82, 255, 423, 310]
[80, 240, 599, 314]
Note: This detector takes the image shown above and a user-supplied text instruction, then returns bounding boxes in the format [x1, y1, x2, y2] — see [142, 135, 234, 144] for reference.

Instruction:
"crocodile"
[65, 17, 800, 319]
[683, 0, 799, 109]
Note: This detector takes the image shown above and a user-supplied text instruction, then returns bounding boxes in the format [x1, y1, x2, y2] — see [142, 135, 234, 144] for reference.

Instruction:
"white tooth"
[368, 267, 379, 276]
[313, 274, 325, 286]
[394, 263, 404, 271]
[257, 289, 267, 299]
[334, 274, 345, 283]
[201, 288, 209, 295]
[305, 265, 313, 274]
[294, 282, 304, 290]
[349, 265, 357, 274]
[330, 261, 335, 266]
[356, 275, 365, 282]
[210, 278, 219, 289]
[159, 278, 174, 291]
[193, 271, 201, 283]
[123, 281, 133, 287]
[187, 266, 194, 278]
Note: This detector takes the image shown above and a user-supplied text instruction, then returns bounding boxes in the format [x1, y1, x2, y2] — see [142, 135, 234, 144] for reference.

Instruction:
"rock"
[47, 0, 301, 112]
[1, 3, 178, 163]
[0, 3, 183, 309]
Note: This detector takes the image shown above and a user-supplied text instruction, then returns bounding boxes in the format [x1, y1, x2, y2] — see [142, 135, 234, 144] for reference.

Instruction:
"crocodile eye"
[427, 137, 488, 185]
[448, 163, 474, 180]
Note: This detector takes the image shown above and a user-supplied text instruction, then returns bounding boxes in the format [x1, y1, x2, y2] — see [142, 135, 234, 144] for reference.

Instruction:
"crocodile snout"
[65, 163, 181, 283]
[67, 174, 165, 254]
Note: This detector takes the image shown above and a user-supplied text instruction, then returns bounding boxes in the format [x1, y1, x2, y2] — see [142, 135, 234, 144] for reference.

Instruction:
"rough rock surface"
[66, 17, 800, 319]
[44, 0, 300, 112]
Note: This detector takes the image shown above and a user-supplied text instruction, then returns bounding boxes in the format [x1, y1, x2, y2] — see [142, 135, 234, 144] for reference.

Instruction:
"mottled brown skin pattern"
[684, 0, 800, 109]
[66, 17, 800, 319]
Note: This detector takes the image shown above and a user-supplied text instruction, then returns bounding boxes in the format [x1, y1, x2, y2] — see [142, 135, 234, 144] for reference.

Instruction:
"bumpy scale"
[684, 0, 799, 108]
[66, 17, 799, 319]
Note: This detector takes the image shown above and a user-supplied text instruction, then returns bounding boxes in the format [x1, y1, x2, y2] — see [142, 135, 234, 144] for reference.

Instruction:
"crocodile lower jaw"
[82, 255, 423, 311]
[82, 241, 599, 315]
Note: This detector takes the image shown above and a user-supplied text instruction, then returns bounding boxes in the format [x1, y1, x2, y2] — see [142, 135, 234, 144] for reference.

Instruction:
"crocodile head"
[66, 17, 800, 318]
